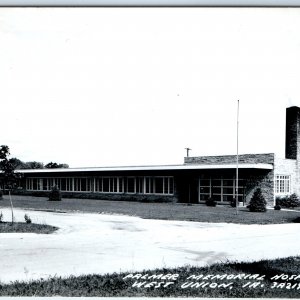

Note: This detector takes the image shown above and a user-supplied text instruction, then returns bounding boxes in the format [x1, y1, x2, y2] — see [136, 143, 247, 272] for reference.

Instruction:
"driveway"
[0, 208, 299, 284]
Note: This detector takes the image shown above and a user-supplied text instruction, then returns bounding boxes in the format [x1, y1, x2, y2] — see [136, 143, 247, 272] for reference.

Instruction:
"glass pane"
[163, 178, 168, 194]
[169, 178, 174, 194]
[223, 195, 234, 202]
[200, 194, 210, 200]
[155, 177, 164, 194]
[114, 178, 118, 192]
[200, 179, 210, 186]
[200, 187, 210, 193]
[223, 180, 234, 187]
[212, 179, 221, 186]
[119, 178, 123, 193]
[135, 177, 143, 194]
[103, 178, 109, 192]
[43, 179, 48, 190]
[223, 187, 234, 194]
[81, 178, 87, 191]
[212, 195, 221, 201]
[212, 187, 221, 194]
[146, 178, 153, 193]
[33, 179, 38, 190]
[127, 178, 135, 193]
[61, 178, 66, 191]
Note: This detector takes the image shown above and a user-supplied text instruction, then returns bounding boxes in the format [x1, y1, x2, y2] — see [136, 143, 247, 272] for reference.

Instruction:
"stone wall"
[244, 169, 275, 207]
[184, 153, 275, 165]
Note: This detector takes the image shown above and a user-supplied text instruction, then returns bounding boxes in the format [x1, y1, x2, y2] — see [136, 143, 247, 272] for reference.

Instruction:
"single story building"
[15, 106, 300, 206]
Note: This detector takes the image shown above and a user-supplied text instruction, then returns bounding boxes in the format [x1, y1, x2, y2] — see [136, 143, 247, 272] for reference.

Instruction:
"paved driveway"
[0, 208, 299, 284]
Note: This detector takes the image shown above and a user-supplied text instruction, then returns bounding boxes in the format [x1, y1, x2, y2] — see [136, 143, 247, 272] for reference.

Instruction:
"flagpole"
[236, 100, 239, 214]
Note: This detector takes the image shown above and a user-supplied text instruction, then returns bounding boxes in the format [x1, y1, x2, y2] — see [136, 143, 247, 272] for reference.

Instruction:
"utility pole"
[236, 100, 240, 214]
[185, 147, 192, 157]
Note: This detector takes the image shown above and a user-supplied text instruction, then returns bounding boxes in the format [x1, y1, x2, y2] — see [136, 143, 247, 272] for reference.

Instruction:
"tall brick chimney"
[286, 106, 300, 160]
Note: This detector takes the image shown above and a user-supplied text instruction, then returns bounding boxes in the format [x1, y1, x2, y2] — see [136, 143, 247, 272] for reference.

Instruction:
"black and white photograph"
[1, 6, 300, 297]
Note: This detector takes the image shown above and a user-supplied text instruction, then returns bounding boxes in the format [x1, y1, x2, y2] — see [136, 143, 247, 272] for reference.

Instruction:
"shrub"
[48, 185, 62, 201]
[274, 204, 281, 210]
[287, 193, 300, 208]
[276, 194, 300, 208]
[0, 211, 3, 223]
[275, 196, 287, 207]
[205, 197, 217, 207]
[24, 214, 32, 224]
[248, 188, 267, 212]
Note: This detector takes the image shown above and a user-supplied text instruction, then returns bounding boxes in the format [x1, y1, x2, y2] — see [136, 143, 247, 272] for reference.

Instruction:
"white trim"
[275, 174, 291, 195]
[16, 163, 273, 174]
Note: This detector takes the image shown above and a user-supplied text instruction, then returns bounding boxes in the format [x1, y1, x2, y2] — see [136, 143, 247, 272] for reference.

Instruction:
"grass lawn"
[0, 222, 58, 234]
[1, 196, 300, 297]
[1, 256, 300, 297]
[1, 195, 300, 224]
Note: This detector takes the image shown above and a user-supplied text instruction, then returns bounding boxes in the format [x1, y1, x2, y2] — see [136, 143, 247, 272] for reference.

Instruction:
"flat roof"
[16, 163, 273, 174]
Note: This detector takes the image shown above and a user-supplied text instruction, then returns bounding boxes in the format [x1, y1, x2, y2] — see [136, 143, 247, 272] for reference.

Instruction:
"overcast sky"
[1, 8, 300, 167]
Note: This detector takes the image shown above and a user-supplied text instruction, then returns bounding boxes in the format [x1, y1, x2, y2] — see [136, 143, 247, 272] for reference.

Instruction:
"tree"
[24, 161, 44, 169]
[0, 145, 10, 160]
[45, 162, 59, 168]
[0, 145, 14, 188]
[248, 188, 267, 212]
[45, 162, 69, 169]
[9, 157, 28, 170]
[0, 145, 16, 223]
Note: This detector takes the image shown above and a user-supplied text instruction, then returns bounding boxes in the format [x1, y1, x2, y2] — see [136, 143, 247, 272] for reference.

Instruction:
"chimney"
[286, 106, 300, 159]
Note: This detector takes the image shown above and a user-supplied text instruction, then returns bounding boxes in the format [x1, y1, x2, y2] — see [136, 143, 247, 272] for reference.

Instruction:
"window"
[43, 178, 48, 190]
[199, 177, 245, 202]
[25, 176, 174, 195]
[127, 177, 135, 193]
[61, 178, 66, 191]
[81, 178, 87, 191]
[169, 177, 174, 194]
[275, 175, 291, 194]
[95, 178, 103, 192]
[103, 178, 109, 192]
[136, 177, 144, 194]
[145, 177, 153, 194]
[119, 177, 124, 193]
[155, 177, 164, 194]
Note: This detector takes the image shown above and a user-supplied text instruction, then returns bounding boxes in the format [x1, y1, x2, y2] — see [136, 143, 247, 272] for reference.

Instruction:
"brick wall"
[286, 106, 300, 160]
[275, 156, 299, 195]
[184, 153, 275, 165]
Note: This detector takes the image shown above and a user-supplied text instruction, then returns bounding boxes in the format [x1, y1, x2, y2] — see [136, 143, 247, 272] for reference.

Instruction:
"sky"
[1, 7, 300, 168]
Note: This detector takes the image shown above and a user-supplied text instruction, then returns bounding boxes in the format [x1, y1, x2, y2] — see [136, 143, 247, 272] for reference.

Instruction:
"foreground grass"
[1, 195, 300, 224]
[1, 256, 300, 297]
[0, 222, 58, 234]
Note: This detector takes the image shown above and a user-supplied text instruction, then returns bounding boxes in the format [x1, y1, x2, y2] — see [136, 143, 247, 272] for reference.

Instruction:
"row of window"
[26, 176, 174, 195]
[199, 178, 245, 202]
[24, 174, 292, 198]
